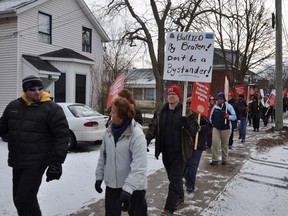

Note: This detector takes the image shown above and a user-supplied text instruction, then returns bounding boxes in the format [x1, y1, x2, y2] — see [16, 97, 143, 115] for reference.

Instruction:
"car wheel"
[1, 134, 8, 142]
[68, 131, 77, 150]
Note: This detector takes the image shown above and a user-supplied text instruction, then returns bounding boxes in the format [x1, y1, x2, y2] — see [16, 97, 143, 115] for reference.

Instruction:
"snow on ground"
[1, 117, 288, 216]
[0, 140, 162, 216]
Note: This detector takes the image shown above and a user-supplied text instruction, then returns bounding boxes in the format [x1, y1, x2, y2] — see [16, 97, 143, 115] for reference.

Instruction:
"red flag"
[106, 73, 125, 109]
[191, 82, 211, 117]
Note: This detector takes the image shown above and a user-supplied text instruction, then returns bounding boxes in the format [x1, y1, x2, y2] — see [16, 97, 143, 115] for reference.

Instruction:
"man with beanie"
[0, 75, 69, 216]
[146, 85, 198, 216]
[210, 92, 237, 165]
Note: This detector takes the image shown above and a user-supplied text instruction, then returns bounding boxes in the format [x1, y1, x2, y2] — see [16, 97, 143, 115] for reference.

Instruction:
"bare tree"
[201, 0, 275, 85]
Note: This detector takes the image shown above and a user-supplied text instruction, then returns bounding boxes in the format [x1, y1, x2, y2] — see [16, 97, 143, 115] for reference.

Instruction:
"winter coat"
[236, 98, 248, 119]
[145, 103, 199, 161]
[228, 98, 238, 129]
[96, 119, 147, 194]
[249, 100, 261, 118]
[210, 102, 237, 130]
[0, 95, 69, 168]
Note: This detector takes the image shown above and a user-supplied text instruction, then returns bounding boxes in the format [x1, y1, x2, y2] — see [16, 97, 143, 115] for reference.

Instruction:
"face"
[25, 86, 44, 102]
[167, 92, 180, 105]
[217, 98, 224, 105]
[111, 104, 123, 125]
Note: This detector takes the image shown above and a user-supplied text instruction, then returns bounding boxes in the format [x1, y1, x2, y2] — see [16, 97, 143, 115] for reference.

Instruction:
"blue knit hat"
[217, 92, 225, 101]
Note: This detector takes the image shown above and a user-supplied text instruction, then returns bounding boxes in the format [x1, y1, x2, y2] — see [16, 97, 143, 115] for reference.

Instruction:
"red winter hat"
[167, 85, 182, 98]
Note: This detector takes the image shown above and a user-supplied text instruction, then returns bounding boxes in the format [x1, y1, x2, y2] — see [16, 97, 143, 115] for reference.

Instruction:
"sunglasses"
[28, 87, 44, 92]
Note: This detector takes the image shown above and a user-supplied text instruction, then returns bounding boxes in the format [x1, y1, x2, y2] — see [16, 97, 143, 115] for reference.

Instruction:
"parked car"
[57, 103, 108, 150]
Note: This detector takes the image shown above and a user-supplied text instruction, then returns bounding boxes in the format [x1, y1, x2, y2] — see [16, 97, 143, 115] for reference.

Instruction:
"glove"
[224, 113, 229, 119]
[46, 163, 62, 182]
[180, 117, 190, 128]
[119, 190, 131, 212]
[95, 180, 103, 193]
[199, 125, 208, 132]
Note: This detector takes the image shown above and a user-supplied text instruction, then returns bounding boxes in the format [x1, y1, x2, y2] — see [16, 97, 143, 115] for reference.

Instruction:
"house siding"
[0, 0, 106, 115]
[0, 17, 18, 115]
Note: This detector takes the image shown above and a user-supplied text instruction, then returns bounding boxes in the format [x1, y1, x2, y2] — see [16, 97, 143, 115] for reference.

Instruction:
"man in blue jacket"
[0, 75, 69, 216]
[210, 92, 237, 165]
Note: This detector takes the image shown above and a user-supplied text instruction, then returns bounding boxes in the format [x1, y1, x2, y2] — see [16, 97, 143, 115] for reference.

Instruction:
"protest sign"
[163, 32, 214, 82]
[106, 73, 125, 109]
[191, 82, 211, 117]
[235, 84, 246, 98]
[267, 89, 276, 107]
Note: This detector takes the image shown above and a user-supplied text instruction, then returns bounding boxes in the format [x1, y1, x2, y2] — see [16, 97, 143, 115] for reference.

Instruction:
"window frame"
[38, 11, 52, 44]
[82, 27, 92, 53]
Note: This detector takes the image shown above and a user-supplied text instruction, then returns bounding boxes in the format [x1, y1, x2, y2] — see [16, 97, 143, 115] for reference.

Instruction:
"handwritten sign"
[191, 82, 211, 117]
[106, 73, 125, 109]
[267, 89, 276, 107]
[163, 32, 214, 82]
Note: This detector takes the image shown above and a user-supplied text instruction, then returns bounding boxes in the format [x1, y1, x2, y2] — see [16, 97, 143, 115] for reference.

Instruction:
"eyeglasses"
[28, 87, 44, 92]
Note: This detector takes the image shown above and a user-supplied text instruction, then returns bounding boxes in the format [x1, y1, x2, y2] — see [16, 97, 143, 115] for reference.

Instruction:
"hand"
[46, 163, 62, 182]
[95, 180, 103, 193]
[224, 113, 229, 119]
[119, 190, 131, 212]
[180, 117, 190, 128]
[199, 125, 208, 132]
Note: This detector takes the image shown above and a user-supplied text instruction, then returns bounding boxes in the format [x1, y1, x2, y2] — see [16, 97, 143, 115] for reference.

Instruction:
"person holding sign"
[210, 92, 237, 165]
[145, 86, 198, 216]
[184, 97, 210, 193]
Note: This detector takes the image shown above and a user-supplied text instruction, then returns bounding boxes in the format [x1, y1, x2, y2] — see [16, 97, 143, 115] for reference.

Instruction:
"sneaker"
[210, 161, 219, 165]
[241, 139, 245, 143]
[228, 146, 232, 149]
[160, 210, 173, 216]
[222, 161, 227, 165]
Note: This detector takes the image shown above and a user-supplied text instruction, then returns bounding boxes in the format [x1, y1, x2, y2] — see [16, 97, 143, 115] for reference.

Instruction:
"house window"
[145, 88, 155, 100]
[133, 88, 142, 100]
[76, 74, 86, 103]
[38, 12, 51, 44]
[55, 73, 66, 102]
[82, 27, 92, 53]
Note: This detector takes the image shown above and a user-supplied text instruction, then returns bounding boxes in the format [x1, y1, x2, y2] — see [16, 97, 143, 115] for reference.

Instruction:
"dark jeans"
[162, 148, 186, 212]
[105, 186, 147, 216]
[185, 150, 203, 190]
[13, 166, 46, 216]
[229, 128, 234, 146]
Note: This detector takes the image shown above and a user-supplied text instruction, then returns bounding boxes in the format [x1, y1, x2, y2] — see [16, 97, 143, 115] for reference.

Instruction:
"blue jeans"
[184, 150, 203, 190]
[238, 117, 247, 140]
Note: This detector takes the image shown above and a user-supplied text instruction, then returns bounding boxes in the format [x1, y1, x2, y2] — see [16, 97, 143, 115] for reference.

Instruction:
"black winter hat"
[22, 75, 43, 92]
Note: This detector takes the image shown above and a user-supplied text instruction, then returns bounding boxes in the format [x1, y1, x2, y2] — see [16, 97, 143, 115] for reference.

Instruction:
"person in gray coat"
[95, 97, 147, 216]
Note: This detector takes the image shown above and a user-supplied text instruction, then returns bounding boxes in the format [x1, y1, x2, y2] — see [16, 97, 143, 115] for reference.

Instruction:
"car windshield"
[68, 105, 102, 118]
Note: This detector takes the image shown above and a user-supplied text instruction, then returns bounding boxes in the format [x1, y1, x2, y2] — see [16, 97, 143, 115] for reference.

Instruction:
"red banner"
[106, 73, 125, 109]
[234, 84, 246, 98]
[267, 89, 276, 107]
[191, 82, 211, 117]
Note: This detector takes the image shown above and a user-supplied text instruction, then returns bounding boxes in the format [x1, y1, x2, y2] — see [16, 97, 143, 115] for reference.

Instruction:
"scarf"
[111, 119, 132, 143]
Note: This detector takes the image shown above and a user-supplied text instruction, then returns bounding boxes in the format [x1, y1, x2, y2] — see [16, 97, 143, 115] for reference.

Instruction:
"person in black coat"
[0, 75, 69, 216]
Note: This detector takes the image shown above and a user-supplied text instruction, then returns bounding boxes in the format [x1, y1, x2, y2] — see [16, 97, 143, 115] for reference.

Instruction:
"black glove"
[95, 180, 103, 193]
[46, 163, 62, 182]
[180, 117, 190, 129]
[119, 190, 131, 212]
[199, 125, 208, 132]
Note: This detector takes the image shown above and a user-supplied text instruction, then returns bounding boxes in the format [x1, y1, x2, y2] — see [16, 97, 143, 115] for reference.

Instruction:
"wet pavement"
[69, 125, 286, 216]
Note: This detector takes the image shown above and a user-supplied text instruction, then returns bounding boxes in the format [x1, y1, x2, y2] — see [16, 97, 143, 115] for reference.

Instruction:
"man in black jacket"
[146, 86, 198, 216]
[0, 75, 69, 216]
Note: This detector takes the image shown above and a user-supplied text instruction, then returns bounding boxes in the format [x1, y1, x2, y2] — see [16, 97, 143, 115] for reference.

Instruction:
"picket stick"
[182, 81, 188, 116]
[194, 114, 201, 150]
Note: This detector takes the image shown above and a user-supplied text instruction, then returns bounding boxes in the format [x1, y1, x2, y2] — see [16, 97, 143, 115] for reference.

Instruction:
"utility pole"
[275, 0, 283, 130]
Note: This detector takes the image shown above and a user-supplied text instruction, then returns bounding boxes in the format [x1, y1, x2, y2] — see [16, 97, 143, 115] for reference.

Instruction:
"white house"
[0, 0, 110, 115]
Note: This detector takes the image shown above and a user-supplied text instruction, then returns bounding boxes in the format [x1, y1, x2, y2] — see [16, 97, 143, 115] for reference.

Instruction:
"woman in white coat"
[95, 97, 147, 216]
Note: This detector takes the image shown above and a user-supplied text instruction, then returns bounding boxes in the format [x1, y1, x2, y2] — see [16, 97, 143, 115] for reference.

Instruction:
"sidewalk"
[70, 124, 288, 216]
